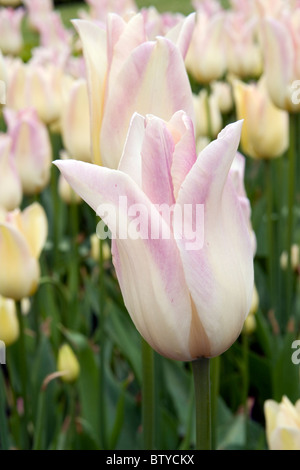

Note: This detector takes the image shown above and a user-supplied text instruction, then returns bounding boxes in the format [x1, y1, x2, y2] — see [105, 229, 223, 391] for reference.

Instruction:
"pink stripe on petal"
[54, 159, 194, 360]
[140, 115, 175, 207]
[100, 37, 194, 168]
[175, 121, 254, 357]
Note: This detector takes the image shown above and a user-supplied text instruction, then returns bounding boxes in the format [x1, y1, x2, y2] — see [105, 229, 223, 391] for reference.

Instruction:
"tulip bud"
[4, 108, 52, 195]
[90, 234, 111, 263]
[61, 78, 92, 163]
[211, 81, 233, 115]
[233, 77, 289, 159]
[0, 296, 19, 346]
[243, 285, 259, 335]
[193, 89, 223, 140]
[264, 396, 300, 450]
[57, 343, 80, 383]
[0, 202, 48, 300]
[0, 134, 22, 211]
[280, 244, 300, 271]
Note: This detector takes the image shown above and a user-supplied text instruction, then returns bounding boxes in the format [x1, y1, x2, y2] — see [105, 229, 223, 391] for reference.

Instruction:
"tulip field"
[0, 0, 300, 453]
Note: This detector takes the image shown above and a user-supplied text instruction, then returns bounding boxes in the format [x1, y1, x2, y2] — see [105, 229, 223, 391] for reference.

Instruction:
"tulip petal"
[0, 224, 40, 300]
[72, 19, 107, 165]
[165, 12, 195, 59]
[262, 18, 294, 110]
[174, 121, 254, 357]
[106, 13, 146, 93]
[54, 159, 195, 360]
[100, 36, 194, 168]
[166, 110, 197, 200]
[19, 203, 48, 259]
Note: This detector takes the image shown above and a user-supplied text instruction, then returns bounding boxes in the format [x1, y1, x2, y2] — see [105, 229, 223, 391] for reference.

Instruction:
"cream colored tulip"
[0, 203, 48, 300]
[57, 344, 80, 383]
[185, 9, 226, 84]
[264, 396, 300, 450]
[233, 77, 289, 159]
[0, 7, 24, 56]
[90, 234, 111, 263]
[243, 285, 259, 335]
[0, 134, 22, 211]
[193, 89, 223, 140]
[4, 108, 52, 195]
[280, 245, 300, 271]
[0, 296, 19, 346]
[61, 78, 92, 163]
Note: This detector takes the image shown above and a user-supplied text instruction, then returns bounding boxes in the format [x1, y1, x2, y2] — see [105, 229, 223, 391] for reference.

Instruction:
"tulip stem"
[98, 236, 107, 449]
[192, 357, 211, 450]
[16, 301, 30, 449]
[265, 160, 275, 308]
[141, 338, 155, 450]
[286, 112, 297, 321]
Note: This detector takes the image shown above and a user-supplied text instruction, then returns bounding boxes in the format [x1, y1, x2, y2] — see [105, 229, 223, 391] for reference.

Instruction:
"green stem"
[141, 338, 155, 450]
[286, 112, 297, 321]
[204, 84, 213, 141]
[265, 160, 275, 308]
[51, 164, 60, 270]
[192, 357, 211, 450]
[16, 301, 29, 449]
[0, 368, 9, 450]
[210, 355, 220, 450]
[98, 236, 107, 449]
[242, 333, 249, 449]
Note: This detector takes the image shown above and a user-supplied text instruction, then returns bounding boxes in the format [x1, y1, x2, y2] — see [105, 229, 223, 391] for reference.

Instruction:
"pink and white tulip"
[0, 134, 22, 211]
[54, 113, 254, 361]
[261, 12, 300, 112]
[73, 12, 195, 167]
[6, 60, 64, 124]
[0, 7, 24, 56]
[4, 108, 52, 195]
[224, 12, 262, 79]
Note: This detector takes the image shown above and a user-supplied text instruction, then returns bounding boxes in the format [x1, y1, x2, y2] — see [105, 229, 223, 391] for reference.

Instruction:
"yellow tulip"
[233, 76, 289, 159]
[0, 203, 48, 300]
[0, 296, 19, 346]
[57, 344, 80, 383]
[264, 396, 300, 450]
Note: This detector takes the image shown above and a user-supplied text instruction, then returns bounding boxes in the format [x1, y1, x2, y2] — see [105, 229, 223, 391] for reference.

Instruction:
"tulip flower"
[84, 0, 137, 21]
[224, 12, 262, 79]
[0, 7, 24, 56]
[0, 134, 22, 211]
[4, 108, 52, 195]
[242, 285, 259, 335]
[233, 77, 289, 159]
[61, 78, 92, 163]
[55, 113, 254, 361]
[0, 202, 48, 300]
[185, 7, 226, 84]
[264, 396, 300, 450]
[211, 81, 233, 115]
[23, 0, 53, 31]
[0, 295, 19, 346]
[6, 61, 64, 125]
[73, 12, 195, 167]
[57, 343, 80, 383]
[280, 244, 300, 271]
[193, 89, 222, 140]
[261, 14, 300, 112]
